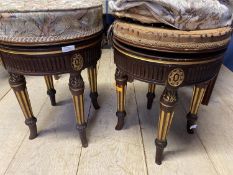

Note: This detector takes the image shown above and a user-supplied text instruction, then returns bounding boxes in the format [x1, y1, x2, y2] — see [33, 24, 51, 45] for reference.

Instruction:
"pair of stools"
[0, 2, 232, 165]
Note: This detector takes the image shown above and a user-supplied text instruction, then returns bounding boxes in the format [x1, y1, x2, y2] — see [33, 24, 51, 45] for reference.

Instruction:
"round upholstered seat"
[112, 19, 232, 165]
[0, 0, 103, 45]
[113, 21, 232, 53]
[0, 1, 103, 147]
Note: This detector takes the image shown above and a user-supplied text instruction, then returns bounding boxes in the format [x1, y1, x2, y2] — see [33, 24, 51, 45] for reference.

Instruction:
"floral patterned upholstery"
[109, 0, 233, 30]
[0, 0, 103, 44]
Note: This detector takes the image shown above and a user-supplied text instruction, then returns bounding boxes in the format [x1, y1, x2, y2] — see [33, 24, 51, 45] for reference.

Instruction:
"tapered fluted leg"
[44, 75, 56, 106]
[155, 87, 178, 165]
[147, 83, 156, 109]
[87, 66, 100, 109]
[9, 73, 37, 140]
[69, 73, 88, 147]
[186, 83, 208, 134]
[201, 75, 218, 106]
[115, 69, 128, 130]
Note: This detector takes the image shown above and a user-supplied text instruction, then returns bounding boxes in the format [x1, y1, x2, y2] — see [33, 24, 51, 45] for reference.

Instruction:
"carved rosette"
[71, 53, 84, 72]
[168, 68, 185, 87]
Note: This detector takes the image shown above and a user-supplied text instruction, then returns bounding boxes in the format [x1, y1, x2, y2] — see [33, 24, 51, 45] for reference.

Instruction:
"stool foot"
[44, 76, 56, 106]
[77, 124, 88, 148]
[47, 89, 56, 106]
[25, 117, 38, 140]
[187, 83, 208, 134]
[186, 112, 198, 134]
[90, 92, 100, 110]
[155, 139, 167, 165]
[147, 92, 155, 110]
[115, 111, 126, 130]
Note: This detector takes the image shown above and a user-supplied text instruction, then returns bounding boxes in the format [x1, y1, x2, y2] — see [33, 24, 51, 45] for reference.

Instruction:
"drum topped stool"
[112, 20, 232, 164]
[0, 1, 103, 147]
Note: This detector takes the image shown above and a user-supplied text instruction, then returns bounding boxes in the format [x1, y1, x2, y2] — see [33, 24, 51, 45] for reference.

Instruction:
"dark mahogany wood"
[113, 36, 226, 165]
[201, 70, 220, 105]
[0, 33, 102, 75]
[0, 32, 103, 147]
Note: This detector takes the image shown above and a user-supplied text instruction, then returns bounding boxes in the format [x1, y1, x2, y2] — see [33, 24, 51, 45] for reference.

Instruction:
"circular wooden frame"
[0, 32, 103, 75]
[113, 38, 223, 87]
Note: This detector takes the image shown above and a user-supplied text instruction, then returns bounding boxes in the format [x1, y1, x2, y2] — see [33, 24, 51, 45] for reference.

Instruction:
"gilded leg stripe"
[44, 76, 54, 90]
[157, 110, 161, 138]
[116, 85, 126, 112]
[121, 86, 126, 112]
[21, 91, 33, 117]
[45, 77, 48, 89]
[158, 110, 165, 140]
[190, 86, 196, 111]
[190, 86, 206, 115]
[163, 112, 171, 140]
[90, 69, 94, 91]
[117, 89, 120, 111]
[77, 95, 82, 124]
[88, 69, 91, 89]
[191, 87, 199, 114]
[25, 90, 33, 113]
[161, 112, 169, 141]
[120, 90, 122, 112]
[158, 110, 174, 141]
[74, 96, 81, 124]
[194, 88, 205, 114]
[121, 87, 123, 112]
[168, 112, 174, 134]
[148, 84, 156, 93]
[45, 76, 50, 89]
[72, 97, 78, 122]
[88, 67, 97, 93]
[49, 76, 54, 89]
[79, 95, 85, 124]
[94, 68, 97, 92]
[123, 87, 125, 111]
[15, 91, 28, 119]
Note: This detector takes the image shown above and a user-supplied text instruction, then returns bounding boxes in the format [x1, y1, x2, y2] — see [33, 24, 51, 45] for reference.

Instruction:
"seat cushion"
[113, 5, 160, 24]
[0, 0, 103, 45]
[113, 21, 232, 53]
[109, 0, 233, 31]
